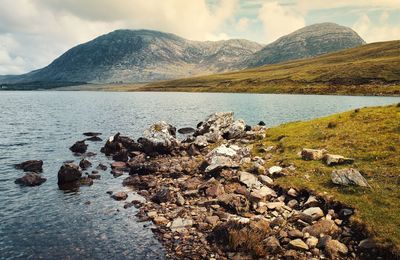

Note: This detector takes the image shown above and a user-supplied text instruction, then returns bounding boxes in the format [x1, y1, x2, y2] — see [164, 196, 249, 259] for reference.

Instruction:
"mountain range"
[0, 23, 366, 87]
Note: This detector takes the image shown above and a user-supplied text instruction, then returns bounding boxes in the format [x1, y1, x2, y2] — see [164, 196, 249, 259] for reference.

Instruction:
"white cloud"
[353, 13, 400, 43]
[236, 17, 251, 31]
[258, 2, 305, 43]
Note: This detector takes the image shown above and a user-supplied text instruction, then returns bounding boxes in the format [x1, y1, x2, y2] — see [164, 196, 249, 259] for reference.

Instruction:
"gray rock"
[302, 207, 324, 221]
[170, 217, 193, 232]
[223, 119, 246, 139]
[331, 168, 370, 187]
[239, 171, 262, 189]
[139, 121, 179, 154]
[301, 148, 327, 160]
[193, 135, 208, 147]
[15, 172, 46, 186]
[324, 154, 354, 166]
[195, 112, 234, 137]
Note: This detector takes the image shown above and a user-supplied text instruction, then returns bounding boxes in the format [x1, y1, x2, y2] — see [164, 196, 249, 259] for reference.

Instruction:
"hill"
[140, 40, 400, 96]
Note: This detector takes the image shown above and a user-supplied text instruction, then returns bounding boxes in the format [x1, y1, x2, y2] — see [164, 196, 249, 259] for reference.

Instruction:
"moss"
[252, 104, 400, 254]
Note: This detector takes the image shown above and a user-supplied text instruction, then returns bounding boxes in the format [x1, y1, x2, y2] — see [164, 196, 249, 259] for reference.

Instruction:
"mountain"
[244, 23, 366, 67]
[0, 30, 262, 85]
[0, 23, 367, 87]
[140, 40, 400, 96]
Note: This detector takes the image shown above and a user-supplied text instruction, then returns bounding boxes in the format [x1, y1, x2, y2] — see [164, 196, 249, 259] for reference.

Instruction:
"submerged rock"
[178, 127, 195, 134]
[15, 172, 46, 186]
[69, 141, 88, 154]
[83, 132, 101, 137]
[57, 163, 82, 185]
[331, 168, 370, 187]
[15, 160, 43, 173]
[79, 159, 92, 170]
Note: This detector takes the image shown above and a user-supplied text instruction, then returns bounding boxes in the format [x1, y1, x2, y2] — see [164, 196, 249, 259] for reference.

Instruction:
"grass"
[253, 104, 400, 254]
[130, 40, 400, 96]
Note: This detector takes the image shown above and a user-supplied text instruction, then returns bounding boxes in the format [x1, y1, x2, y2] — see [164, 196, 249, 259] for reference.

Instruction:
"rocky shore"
[15, 112, 388, 259]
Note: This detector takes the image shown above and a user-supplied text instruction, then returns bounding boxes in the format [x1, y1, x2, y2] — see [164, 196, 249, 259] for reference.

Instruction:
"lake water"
[0, 91, 399, 259]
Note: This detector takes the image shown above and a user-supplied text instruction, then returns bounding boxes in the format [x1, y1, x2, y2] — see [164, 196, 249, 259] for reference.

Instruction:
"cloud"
[352, 12, 400, 43]
[258, 1, 305, 43]
[236, 17, 251, 31]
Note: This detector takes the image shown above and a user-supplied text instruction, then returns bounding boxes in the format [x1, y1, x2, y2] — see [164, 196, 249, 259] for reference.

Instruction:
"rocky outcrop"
[138, 121, 179, 154]
[57, 163, 82, 185]
[69, 141, 88, 154]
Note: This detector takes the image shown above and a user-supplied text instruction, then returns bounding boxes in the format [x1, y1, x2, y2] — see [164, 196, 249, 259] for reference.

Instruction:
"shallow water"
[0, 91, 399, 259]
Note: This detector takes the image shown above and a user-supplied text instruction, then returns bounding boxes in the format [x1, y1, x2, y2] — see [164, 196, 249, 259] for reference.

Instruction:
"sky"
[0, 0, 399, 75]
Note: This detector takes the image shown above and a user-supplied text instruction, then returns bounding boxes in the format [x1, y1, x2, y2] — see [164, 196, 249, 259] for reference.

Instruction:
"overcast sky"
[1, 0, 399, 75]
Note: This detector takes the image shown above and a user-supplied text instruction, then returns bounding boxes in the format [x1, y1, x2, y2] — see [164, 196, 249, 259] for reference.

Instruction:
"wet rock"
[69, 141, 88, 154]
[289, 239, 309, 251]
[15, 160, 43, 173]
[301, 148, 327, 160]
[88, 174, 101, 180]
[138, 121, 179, 154]
[112, 149, 129, 162]
[331, 168, 370, 187]
[129, 162, 158, 175]
[80, 176, 94, 186]
[85, 136, 102, 142]
[151, 187, 171, 203]
[83, 132, 101, 137]
[223, 119, 246, 139]
[111, 161, 127, 171]
[178, 127, 195, 134]
[111, 191, 128, 201]
[323, 154, 354, 166]
[170, 217, 193, 232]
[79, 159, 92, 170]
[111, 170, 124, 178]
[325, 239, 348, 258]
[303, 219, 340, 237]
[101, 133, 142, 155]
[302, 207, 324, 221]
[96, 163, 108, 171]
[57, 163, 82, 185]
[15, 172, 46, 186]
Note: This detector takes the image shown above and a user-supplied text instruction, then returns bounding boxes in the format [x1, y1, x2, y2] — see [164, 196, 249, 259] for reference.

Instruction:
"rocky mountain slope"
[245, 23, 365, 67]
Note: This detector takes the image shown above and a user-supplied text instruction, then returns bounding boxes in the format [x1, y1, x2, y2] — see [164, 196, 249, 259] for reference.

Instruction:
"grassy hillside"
[254, 104, 400, 254]
[134, 40, 400, 96]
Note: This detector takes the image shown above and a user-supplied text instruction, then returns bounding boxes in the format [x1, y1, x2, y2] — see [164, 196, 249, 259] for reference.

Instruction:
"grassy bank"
[254, 104, 400, 254]
[135, 40, 400, 96]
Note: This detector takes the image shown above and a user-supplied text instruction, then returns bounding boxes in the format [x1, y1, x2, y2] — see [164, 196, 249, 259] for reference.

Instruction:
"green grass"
[137, 40, 400, 96]
[253, 104, 400, 254]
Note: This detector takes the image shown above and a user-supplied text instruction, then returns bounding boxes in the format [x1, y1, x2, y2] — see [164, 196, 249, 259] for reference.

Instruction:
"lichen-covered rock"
[223, 119, 246, 139]
[138, 121, 179, 154]
[331, 168, 370, 187]
[195, 112, 234, 137]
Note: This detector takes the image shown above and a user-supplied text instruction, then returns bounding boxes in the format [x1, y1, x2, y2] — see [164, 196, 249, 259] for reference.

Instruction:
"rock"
[331, 168, 370, 187]
[138, 121, 179, 154]
[187, 143, 201, 156]
[88, 174, 101, 179]
[205, 156, 238, 173]
[129, 162, 158, 175]
[83, 132, 101, 136]
[268, 166, 282, 175]
[153, 216, 169, 225]
[170, 217, 193, 232]
[208, 144, 237, 158]
[258, 175, 273, 186]
[57, 163, 82, 184]
[289, 239, 309, 250]
[96, 163, 108, 171]
[15, 160, 43, 173]
[266, 201, 284, 209]
[111, 170, 123, 177]
[258, 121, 266, 126]
[205, 215, 220, 226]
[306, 236, 319, 249]
[288, 229, 303, 238]
[287, 199, 298, 208]
[239, 171, 262, 189]
[178, 127, 195, 134]
[111, 191, 128, 201]
[193, 135, 208, 148]
[303, 219, 340, 237]
[325, 239, 348, 258]
[15, 172, 46, 186]
[111, 161, 127, 171]
[85, 136, 102, 142]
[252, 162, 265, 175]
[195, 112, 234, 137]
[218, 193, 250, 214]
[323, 154, 354, 166]
[205, 181, 225, 198]
[302, 207, 324, 221]
[151, 187, 171, 203]
[301, 148, 327, 160]
[112, 149, 129, 162]
[80, 176, 94, 186]
[175, 192, 185, 206]
[287, 188, 298, 197]
[304, 196, 319, 207]
[69, 140, 88, 153]
[264, 236, 281, 253]
[79, 159, 92, 170]
[223, 119, 246, 139]
[358, 238, 376, 250]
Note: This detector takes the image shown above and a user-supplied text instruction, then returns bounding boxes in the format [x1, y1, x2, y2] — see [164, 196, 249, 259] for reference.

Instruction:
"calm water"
[0, 91, 399, 259]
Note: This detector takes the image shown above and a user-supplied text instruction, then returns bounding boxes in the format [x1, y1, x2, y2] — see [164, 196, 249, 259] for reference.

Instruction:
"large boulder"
[195, 112, 234, 136]
[57, 163, 82, 185]
[15, 160, 43, 173]
[101, 133, 142, 155]
[138, 121, 179, 154]
[15, 172, 46, 186]
[223, 119, 246, 139]
[69, 141, 88, 153]
[331, 168, 370, 187]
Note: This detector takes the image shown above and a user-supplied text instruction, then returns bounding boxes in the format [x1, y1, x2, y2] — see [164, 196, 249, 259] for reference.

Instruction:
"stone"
[177, 127, 195, 134]
[151, 187, 171, 203]
[301, 148, 327, 160]
[258, 175, 273, 186]
[258, 121, 266, 126]
[302, 207, 324, 221]
[288, 239, 309, 251]
[79, 159, 92, 170]
[112, 149, 129, 162]
[205, 215, 220, 226]
[323, 154, 354, 166]
[264, 236, 281, 253]
[88, 174, 101, 180]
[288, 229, 303, 238]
[287, 199, 298, 208]
[195, 112, 234, 137]
[205, 155, 238, 173]
[239, 171, 262, 189]
[170, 217, 193, 232]
[287, 188, 298, 197]
[111, 191, 128, 201]
[175, 192, 185, 206]
[205, 181, 225, 198]
[266, 202, 284, 209]
[96, 163, 108, 171]
[223, 119, 246, 139]
[193, 135, 208, 147]
[85, 136, 102, 142]
[268, 166, 282, 175]
[306, 236, 319, 249]
[15, 172, 46, 186]
[80, 176, 94, 186]
[358, 238, 376, 250]
[304, 196, 319, 207]
[252, 162, 266, 175]
[111, 161, 127, 171]
[331, 168, 370, 187]
[69, 140, 88, 153]
[138, 121, 179, 154]
[129, 162, 158, 175]
[15, 160, 43, 173]
[218, 193, 250, 214]
[325, 239, 348, 258]
[153, 216, 169, 226]
[303, 219, 340, 237]
[57, 163, 82, 184]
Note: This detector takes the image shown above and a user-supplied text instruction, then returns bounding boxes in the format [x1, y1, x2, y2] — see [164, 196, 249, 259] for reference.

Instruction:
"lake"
[0, 91, 399, 259]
